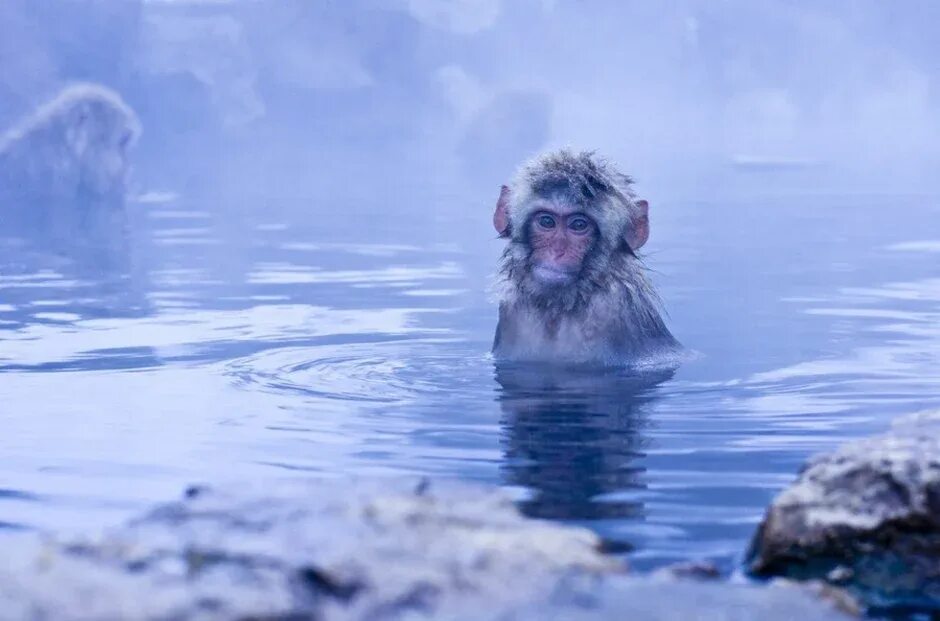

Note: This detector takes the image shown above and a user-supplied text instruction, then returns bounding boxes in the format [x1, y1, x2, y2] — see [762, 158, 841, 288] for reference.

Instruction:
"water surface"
[1, 191, 938, 573]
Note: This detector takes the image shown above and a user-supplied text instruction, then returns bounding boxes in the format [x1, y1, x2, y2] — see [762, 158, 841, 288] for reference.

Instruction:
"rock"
[499, 577, 854, 621]
[785, 579, 864, 618]
[652, 559, 723, 581]
[0, 479, 618, 620]
[746, 412, 940, 615]
[0, 478, 851, 621]
[892, 409, 940, 434]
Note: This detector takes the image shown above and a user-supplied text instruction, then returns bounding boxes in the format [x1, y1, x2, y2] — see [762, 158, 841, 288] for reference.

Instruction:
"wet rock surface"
[0, 478, 849, 620]
[747, 410, 940, 615]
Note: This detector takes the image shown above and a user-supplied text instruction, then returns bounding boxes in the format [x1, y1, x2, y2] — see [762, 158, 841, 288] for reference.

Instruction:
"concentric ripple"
[226, 339, 494, 405]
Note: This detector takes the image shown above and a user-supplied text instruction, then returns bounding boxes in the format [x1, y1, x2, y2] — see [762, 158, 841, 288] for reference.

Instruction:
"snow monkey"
[0, 83, 140, 246]
[492, 149, 680, 366]
[0, 83, 140, 204]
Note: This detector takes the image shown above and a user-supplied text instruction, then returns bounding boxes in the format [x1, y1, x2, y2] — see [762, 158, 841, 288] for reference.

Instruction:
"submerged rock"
[746, 411, 940, 615]
[652, 559, 723, 581]
[0, 479, 849, 620]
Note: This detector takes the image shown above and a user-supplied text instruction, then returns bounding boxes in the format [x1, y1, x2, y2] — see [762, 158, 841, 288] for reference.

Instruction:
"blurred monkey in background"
[0, 83, 140, 252]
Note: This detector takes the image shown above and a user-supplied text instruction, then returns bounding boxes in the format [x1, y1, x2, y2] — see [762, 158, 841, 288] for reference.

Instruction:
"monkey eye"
[568, 216, 591, 233]
[536, 214, 556, 229]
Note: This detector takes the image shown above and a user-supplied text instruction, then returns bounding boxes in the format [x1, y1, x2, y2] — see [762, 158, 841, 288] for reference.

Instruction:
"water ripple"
[226, 340, 492, 405]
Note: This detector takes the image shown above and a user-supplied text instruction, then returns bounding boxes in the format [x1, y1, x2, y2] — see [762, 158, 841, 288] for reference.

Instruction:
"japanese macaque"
[0, 84, 140, 250]
[492, 149, 680, 366]
[0, 83, 140, 205]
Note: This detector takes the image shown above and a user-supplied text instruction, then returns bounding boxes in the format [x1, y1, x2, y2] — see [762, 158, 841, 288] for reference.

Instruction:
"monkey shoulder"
[589, 285, 681, 355]
[494, 291, 679, 364]
[494, 301, 616, 362]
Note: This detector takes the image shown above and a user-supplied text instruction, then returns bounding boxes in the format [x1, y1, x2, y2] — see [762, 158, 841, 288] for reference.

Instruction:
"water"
[1, 189, 938, 574]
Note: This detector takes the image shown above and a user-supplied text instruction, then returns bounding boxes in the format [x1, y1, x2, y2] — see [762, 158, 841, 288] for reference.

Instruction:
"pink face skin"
[526, 200, 597, 286]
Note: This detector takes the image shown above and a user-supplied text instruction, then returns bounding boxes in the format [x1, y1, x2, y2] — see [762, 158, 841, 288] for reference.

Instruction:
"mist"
[1, 0, 937, 215]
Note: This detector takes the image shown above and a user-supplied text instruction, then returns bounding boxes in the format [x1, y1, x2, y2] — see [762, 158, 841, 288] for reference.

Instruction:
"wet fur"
[0, 84, 140, 254]
[0, 83, 140, 203]
[493, 149, 680, 365]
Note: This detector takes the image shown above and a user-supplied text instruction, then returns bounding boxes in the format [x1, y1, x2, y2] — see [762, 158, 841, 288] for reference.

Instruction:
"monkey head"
[491, 149, 678, 362]
[494, 149, 649, 294]
[52, 84, 141, 198]
[17, 84, 140, 196]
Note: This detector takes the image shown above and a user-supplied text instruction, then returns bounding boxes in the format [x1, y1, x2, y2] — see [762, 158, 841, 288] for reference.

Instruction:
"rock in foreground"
[747, 411, 940, 615]
[0, 479, 849, 620]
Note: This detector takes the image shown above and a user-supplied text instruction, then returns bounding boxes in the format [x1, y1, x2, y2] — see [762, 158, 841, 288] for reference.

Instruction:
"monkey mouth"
[531, 264, 577, 285]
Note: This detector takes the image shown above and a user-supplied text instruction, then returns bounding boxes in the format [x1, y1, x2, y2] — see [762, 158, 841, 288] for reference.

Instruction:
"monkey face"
[67, 101, 135, 155]
[526, 200, 597, 286]
[63, 99, 139, 197]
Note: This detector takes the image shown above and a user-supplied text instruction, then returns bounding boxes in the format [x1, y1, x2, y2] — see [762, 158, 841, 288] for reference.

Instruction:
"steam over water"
[1, 0, 939, 573]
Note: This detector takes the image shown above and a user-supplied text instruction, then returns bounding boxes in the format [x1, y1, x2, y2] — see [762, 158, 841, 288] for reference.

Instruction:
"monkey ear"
[493, 185, 511, 236]
[626, 199, 650, 250]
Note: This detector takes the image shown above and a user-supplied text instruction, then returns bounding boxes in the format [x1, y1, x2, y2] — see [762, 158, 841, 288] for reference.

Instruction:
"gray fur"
[504, 149, 644, 255]
[493, 149, 680, 366]
[0, 83, 140, 203]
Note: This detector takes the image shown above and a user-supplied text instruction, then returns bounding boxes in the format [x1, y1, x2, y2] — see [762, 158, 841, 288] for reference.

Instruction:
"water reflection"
[497, 363, 672, 533]
[0, 231, 148, 336]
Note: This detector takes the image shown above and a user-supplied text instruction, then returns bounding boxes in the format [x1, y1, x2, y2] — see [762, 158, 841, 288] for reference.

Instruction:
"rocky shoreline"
[2, 411, 937, 619]
[748, 410, 940, 617]
[0, 478, 848, 621]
